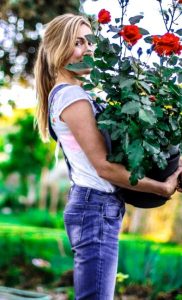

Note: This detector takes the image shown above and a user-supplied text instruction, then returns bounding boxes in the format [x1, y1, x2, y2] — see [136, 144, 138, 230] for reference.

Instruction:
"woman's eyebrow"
[76, 37, 86, 41]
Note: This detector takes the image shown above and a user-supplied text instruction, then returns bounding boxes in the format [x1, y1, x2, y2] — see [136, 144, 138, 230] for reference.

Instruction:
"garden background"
[0, 0, 182, 299]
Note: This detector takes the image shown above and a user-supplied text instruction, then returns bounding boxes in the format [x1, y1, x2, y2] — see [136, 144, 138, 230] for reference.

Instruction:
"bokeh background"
[0, 1, 182, 299]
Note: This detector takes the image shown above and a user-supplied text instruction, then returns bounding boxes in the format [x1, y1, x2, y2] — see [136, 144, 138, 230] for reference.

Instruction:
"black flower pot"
[119, 152, 180, 208]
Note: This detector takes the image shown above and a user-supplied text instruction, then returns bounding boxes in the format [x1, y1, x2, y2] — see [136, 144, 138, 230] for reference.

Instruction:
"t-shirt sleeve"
[54, 85, 91, 116]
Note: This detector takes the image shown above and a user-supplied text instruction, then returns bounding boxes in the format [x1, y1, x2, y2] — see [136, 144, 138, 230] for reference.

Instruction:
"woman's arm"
[61, 100, 182, 198]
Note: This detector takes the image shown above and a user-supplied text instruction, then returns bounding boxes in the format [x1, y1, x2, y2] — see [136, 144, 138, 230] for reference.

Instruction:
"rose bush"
[67, 0, 182, 185]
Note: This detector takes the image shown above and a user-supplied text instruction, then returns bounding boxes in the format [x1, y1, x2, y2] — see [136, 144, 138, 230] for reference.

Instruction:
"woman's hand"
[163, 166, 182, 198]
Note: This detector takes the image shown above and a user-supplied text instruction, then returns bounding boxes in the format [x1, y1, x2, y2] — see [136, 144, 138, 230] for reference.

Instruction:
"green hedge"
[0, 209, 65, 229]
[118, 234, 182, 293]
[0, 224, 182, 294]
[0, 224, 73, 286]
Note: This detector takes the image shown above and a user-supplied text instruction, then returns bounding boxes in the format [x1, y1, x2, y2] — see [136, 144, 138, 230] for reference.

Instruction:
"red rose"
[152, 32, 182, 56]
[98, 9, 111, 24]
[149, 95, 156, 102]
[119, 25, 142, 46]
[178, 0, 182, 3]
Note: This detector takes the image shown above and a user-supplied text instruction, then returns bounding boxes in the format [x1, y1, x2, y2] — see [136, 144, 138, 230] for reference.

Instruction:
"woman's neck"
[55, 70, 82, 86]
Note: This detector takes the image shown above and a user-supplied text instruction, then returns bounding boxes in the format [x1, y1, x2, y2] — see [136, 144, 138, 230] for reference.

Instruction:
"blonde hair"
[34, 14, 91, 142]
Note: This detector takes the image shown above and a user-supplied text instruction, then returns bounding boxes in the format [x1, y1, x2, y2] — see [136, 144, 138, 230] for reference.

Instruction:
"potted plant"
[67, 0, 182, 208]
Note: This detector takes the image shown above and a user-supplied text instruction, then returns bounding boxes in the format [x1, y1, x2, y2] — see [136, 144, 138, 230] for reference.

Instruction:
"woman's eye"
[75, 40, 83, 46]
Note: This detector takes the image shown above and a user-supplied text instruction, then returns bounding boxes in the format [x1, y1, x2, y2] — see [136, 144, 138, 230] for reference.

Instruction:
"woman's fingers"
[176, 170, 182, 192]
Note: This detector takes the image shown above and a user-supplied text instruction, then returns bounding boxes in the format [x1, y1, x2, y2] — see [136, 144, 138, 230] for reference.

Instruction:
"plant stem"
[118, 0, 130, 67]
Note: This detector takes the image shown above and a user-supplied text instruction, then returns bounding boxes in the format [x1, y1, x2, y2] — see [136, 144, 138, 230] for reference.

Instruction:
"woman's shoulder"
[49, 83, 93, 116]
[51, 83, 90, 100]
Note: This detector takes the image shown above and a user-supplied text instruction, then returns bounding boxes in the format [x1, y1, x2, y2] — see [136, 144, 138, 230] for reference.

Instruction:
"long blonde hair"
[34, 14, 91, 142]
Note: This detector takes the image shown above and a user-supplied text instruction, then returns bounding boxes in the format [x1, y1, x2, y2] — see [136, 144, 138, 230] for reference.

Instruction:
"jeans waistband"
[71, 184, 118, 196]
[69, 184, 125, 207]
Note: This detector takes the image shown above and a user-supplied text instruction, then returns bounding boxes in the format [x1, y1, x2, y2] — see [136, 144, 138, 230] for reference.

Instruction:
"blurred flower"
[32, 258, 50, 268]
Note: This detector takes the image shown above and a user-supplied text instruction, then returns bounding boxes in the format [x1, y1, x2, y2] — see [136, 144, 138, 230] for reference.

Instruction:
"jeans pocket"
[103, 204, 122, 240]
[64, 207, 84, 248]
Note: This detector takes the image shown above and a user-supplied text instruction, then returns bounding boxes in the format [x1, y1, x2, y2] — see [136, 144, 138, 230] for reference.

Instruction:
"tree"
[0, 0, 79, 82]
[0, 111, 55, 193]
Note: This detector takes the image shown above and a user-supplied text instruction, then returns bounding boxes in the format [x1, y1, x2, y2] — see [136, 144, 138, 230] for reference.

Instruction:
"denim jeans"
[64, 184, 125, 300]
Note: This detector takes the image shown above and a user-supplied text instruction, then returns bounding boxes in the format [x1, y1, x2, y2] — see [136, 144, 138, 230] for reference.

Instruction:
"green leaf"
[127, 139, 144, 169]
[111, 75, 120, 84]
[121, 101, 140, 114]
[144, 36, 153, 44]
[128, 120, 140, 137]
[120, 59, 131, 70]
[112, 33, 120, 39]
[158, 122, 170, 131]
[143, 141, 160, 154]
[139, 109, 157, 125]
[129, 166, 145, 185]
[175, 29, 182, 36]
[115, 18, 121, 24]
[65, 61, 90, 71]
[123, 132, 129, 152]
[140, 96, 151, 105]
[106, 56, 118, 66]
[129, 15, 144, 24]
[168, 56, 178, 66]
[120, 79, 135, 89]
[98, 38, 110, 53]
[90, 68, 101, 85]
[95, 60, 108, 70]
[138, 81, 151, 93]
[112, 43, 121, 54]
[83, 55, 95, 67]
[139, 27, 150, 35]
[85, 34, 97, 44]
[153, 62, 160, 68]
[152, 106, 163, 118]
[153, 152, 168, 170]
[177, 72, 182, 84]
[169, 117, 178, 131]
[111, 129, 121, 140]
[82, 83, 96, 90]
[108, 25, 120, 33]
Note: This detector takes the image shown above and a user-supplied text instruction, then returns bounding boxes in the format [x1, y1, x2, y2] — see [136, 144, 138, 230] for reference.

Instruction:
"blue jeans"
[64, 184, 125, 300]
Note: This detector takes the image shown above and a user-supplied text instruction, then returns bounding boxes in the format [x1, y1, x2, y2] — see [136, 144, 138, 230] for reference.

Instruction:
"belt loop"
[85, 188, 91, 202]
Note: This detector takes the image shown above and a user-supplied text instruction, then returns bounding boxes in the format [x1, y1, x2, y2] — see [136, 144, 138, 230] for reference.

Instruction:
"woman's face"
[67, 24, 94, 75]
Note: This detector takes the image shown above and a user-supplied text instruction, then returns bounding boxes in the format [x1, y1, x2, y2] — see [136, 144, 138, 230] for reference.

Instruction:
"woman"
[34, 14, 182, 300]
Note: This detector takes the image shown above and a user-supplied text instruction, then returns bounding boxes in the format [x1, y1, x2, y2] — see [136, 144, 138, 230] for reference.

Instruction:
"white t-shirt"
[49, 84, 116, 193]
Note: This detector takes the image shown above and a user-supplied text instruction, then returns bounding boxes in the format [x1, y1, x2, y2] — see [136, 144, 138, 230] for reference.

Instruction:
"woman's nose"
[84, 48, 93, 56]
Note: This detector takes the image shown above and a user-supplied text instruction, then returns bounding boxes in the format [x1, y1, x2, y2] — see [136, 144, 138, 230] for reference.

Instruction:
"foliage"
[0, 110, 55, 198]
[0, 0, 79, 82]
[69, 0, 182, 185]
[0, 224, 73, 287]
[0, 208, 65, 229]
[115, 272, 129, 296]
[118, 234, 182, 295]
[0, 111, 54, 191]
